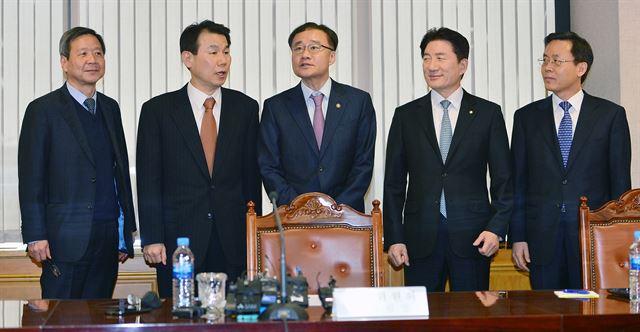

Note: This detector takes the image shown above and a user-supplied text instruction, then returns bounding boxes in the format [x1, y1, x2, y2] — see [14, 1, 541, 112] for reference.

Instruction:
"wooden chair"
[579, 189, 640, 290]
[246, 192, 384, 294]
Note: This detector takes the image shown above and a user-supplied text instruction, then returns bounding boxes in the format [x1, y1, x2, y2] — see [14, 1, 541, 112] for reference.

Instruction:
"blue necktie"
[83, 98, 96, 115]
[439, 100, 452, 218]
[558, 101, 573, 168]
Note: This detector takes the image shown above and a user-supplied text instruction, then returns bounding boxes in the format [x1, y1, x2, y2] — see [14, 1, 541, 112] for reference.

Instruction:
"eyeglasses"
[291, 43, 334, 55]
[538, 57, 575, 67]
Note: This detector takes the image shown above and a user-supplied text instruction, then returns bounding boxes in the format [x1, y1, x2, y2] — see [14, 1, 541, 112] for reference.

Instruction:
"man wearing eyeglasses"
[510, 31, 631, 289]
[258, 22, 376, 212]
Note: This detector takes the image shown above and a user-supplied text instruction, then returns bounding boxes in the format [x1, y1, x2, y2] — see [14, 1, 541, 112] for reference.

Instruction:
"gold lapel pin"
[336, 103, 342, 109]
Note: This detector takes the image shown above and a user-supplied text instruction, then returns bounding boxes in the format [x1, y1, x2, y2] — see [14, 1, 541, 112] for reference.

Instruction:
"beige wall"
[619, 1, 640, 187]
[572, 0, 640, 187]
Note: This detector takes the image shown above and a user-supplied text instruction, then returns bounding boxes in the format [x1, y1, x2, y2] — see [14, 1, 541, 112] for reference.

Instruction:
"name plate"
[332, 286, 429, 320]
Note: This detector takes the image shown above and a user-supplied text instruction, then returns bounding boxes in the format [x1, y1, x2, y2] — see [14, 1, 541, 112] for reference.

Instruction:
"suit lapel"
[446, 90, 477, 164]
[96, 95, 122, 166]
[168, 85, 210, 179]
[417, 93, 441, 163]
[539, 96, 566, 170]
[57, 85, 95, 166]
[211, 88, 235, 180]
[320, 80, 347, 157]
[286, 84, 320, 155]
[566, 92, 599, 172]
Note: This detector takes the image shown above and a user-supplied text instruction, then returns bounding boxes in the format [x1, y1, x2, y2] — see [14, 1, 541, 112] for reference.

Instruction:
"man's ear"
[181, 51, 193, 70]
[577, 61, 588, 78]
[458, 58, 469, 76]
[60, 55, 69, 79]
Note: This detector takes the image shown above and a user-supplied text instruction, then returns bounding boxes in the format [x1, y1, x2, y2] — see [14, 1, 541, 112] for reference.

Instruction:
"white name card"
[332, 286, 429, 320]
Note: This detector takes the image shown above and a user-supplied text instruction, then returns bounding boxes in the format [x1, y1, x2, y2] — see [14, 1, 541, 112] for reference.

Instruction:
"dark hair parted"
[288, 22, 338, 51]
[59, 26, 105, 58]
[544, 31, 593, 83]
[180, 20, 231, 54]
[419, 27, 469, 61]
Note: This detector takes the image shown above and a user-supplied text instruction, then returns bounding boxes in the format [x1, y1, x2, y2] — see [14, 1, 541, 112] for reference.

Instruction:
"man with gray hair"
[19, 26, 136, 298]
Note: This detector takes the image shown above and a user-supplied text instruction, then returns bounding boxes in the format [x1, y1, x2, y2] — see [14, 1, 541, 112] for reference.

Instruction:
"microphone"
[141, 291, 162, 309]
[259, 192, 308, 321]
[269, 191, 279, 203]
[269, 192, 287, 304]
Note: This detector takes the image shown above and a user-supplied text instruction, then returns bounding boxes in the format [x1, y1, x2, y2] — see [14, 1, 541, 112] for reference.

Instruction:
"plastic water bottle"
[172, 237, 195, 310]
[630, 231, 640, 303]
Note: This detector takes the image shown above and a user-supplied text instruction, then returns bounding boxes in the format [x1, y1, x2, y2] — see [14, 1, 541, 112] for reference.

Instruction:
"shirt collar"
[66, 82, 97, 110]
[301, 78, 332, 101]
[187, 82, 221, 111]
[552, 90, 584, 112]
[431, 86, 463, 110]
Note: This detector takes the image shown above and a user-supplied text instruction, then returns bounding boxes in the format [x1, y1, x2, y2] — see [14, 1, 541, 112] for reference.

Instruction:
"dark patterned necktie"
[558, 101, 573, 168]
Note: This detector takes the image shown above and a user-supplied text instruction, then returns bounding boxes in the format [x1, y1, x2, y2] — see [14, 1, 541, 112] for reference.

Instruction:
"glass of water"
[196, 272, 227, 321]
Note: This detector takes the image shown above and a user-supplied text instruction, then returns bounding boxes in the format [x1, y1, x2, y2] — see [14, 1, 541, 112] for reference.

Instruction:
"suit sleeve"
[608, 106, 632, 198]
[110, 102, 137, 256]
[509, 110, 527, 243]
[258, 99, 300, 205]
[383, 108, 407, 251]
[243, 100, 262, 215]
[136, 101, 164, 246]
[334, 93, 376, 210]
[485, 106, 513, 238]
[18, 101, 49, 243]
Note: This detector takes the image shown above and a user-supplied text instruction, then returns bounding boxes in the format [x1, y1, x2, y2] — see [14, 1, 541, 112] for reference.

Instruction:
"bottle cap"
[177, 237, 189, 246]
[635, 231, 640, 241]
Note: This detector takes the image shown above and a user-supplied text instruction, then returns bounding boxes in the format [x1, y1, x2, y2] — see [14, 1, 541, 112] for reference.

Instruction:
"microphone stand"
[259, 192, 308, 321]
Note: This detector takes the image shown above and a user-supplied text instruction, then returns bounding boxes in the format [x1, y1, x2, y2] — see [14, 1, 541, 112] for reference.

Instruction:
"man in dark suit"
[258, 22, 376, 213]
[19, 27, 136, 299]
[137, 20, 261, 298]
[384, 28, 512, 291]
[510, 31, 631, 289]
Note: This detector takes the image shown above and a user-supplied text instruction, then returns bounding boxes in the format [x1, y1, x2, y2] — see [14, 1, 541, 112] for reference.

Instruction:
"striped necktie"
[83, 98, 96, 115]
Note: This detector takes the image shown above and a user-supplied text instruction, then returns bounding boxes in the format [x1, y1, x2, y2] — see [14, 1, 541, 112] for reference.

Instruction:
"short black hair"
[288, 22, 338, 51]
[544, 31, 593, 83]
[180, 20, 231, 54]
[59, 26, 105, 58]
[419, 27, 469, 61]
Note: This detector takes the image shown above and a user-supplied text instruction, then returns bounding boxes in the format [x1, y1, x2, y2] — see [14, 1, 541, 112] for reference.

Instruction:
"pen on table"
[562, 289, 590, 294]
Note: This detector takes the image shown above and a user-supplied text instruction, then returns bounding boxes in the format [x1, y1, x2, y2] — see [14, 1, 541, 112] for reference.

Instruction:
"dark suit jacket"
[19, 84, 136, 262]
[384, 90, 513, 259]
[510, 92, 631, 265]
[258, 80, 376, 212]
[136, 85, 261, 270]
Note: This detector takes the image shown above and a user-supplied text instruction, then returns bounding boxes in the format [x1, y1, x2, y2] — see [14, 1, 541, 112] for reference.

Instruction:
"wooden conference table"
[4, 290, 640, 331]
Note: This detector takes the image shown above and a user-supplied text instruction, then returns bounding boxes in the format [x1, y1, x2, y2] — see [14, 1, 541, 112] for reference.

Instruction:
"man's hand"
[511, 241, 530, 272]
[473, 231, 499, 257]
[143, 243, 167, 265]
[27, 240, 51, 262]
[388, 243, 410, 267]
[118, 251, 129, 263]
